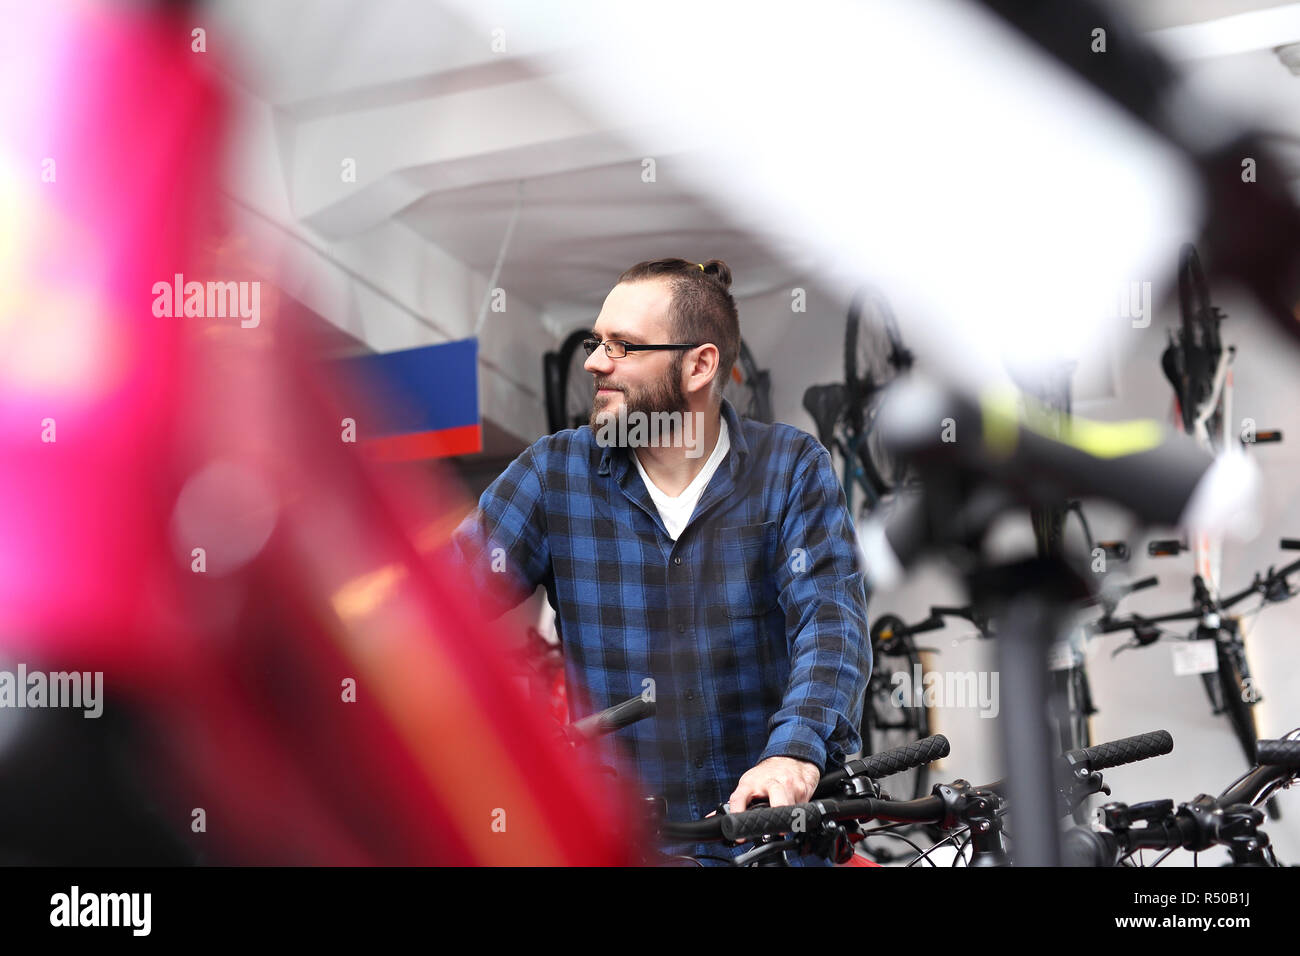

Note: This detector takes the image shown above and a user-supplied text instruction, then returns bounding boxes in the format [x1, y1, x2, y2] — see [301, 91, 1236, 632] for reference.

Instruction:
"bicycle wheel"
[1214, 640, 1282, 818]
[860, 615, 933, 802]
[1052, 666, 1093, 756]
[1172, 244, 1223, 435]
[844, 287, 911, 390]
[858, 617, 937, 864]
[552, 328, 595, 432]
[843, 288, 912, 495]
[1052, 665, 1094, 823]
[722, 338, 773, 423]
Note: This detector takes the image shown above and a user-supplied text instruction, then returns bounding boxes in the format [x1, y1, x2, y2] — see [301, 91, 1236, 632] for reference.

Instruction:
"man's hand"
[727, 756, 821, 811]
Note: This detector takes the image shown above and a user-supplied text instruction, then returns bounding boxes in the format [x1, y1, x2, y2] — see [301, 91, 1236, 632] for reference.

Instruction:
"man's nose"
[584, 346, 613, 375]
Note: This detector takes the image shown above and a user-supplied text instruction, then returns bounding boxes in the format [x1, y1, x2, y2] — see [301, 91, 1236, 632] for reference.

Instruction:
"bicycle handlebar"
[1256, 739, 1300, 769]
[716, 783, 1008, 843]
[1219, 553, 1300, 611]
[720, 802, 826, 842]
[890, 616, 948, 639]
[1101, 542, 1300, 635]
[1097, 607, 1199, 633]
[568, 694, 656, 741]
[1064, 729, 1173, 773]
[816, 734, 950, 797]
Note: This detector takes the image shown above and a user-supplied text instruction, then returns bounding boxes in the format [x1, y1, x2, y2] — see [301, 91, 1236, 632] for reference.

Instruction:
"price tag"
[1172, 640, 1218, 676]
[1048, 640, 1077, 671]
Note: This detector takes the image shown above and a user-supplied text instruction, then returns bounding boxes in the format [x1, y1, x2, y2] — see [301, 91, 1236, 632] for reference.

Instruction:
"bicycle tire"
[1216, 643, 1282, 818]
[723, 338, 773, 424]
[843, 288, 911, 495]
[542, 351, 566, 434]
[552, 328, 595, 433]
[860, 616, 933, 803]
[1052, 665, 1094, 823]
[1174, 244, 1222, 436]
[844, 287, 910, 389]
[858, 628, 935, 864]
[1218, 646, 1259, 768]
[1052, 666, 1093, 756]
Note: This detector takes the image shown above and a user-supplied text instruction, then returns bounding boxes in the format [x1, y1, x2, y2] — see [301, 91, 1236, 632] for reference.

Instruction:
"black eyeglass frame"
[582, 339, 701, 359]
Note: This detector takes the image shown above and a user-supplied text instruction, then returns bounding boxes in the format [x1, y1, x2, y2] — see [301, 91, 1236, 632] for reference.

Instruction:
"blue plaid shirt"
[452, 399, 870, 861]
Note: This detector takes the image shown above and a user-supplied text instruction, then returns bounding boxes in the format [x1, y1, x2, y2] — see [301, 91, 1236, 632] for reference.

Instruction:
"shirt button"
[673, 556, 682, 565]
[685, 690, 695, 700]
[694, 757, 705, 769]
[677, 625, 685, 634]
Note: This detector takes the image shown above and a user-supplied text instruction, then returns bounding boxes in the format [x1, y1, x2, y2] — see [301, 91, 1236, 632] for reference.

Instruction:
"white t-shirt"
[631, 417, 730, 541]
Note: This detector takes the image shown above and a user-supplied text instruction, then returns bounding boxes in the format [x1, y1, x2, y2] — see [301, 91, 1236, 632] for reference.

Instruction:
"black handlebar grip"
[719, 802, 824, 842]
[1127, 576, 1159, 593]
[1066, 729, 1173, 771]
[1251, 430, 1283, 444]
[1281, 539, 1300, 551]
[854, 735, 950, 780]
[816, 734, 951, 797]
[570, 695, 655, 740]
[1147, 539, 1184, 557]
[1256, 739, 1300, 768]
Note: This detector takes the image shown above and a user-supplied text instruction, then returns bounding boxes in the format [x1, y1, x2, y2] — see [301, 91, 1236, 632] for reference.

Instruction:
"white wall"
[856, 286, 1300, 864]
[221, 87, 554, 443]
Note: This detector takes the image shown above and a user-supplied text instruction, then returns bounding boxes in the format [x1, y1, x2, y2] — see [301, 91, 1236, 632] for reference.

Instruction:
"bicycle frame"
[1186, 346, 1234, 600]
[838, 427, 884, 515]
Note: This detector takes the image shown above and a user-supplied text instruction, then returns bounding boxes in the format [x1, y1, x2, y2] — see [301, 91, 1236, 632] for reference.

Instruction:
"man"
[453, 258, 870, 863]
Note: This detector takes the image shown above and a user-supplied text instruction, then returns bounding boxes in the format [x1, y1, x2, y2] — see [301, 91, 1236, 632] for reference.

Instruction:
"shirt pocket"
[712, 521, 780, 619]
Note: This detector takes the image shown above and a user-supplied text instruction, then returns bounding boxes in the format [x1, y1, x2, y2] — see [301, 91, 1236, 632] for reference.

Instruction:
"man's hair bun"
[699, 259, 732, 290]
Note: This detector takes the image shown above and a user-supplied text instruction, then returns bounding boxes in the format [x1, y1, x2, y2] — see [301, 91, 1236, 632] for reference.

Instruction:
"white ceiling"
[204, 0, 1300, 324]
[205, 0, 818, 323]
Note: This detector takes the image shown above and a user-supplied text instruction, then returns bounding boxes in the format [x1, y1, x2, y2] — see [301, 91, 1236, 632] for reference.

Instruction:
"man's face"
[585, 280, 689, 428]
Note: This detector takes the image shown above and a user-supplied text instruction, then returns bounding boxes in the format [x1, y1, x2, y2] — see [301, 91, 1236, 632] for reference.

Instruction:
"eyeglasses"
[582, 338, 700, 359]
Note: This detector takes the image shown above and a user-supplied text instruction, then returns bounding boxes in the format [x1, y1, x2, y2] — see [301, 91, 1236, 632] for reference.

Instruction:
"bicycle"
[802, 286, 914, 516]
[1158, 242, 1282, 601]
[544, 327, 772, 433]
[866, 557, 1151, 790]
[1098, 538, 1300, 818]
[652, 728, 1175, 866]
[861, 374, 1231, 864]
[652, 733, 1012, 867]
[1065, 729, 1300, 867]
[1048, 562, 1160, 761]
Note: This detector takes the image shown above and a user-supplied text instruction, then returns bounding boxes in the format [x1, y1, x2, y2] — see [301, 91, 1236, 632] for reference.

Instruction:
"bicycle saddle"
[802, 383, 848, 448]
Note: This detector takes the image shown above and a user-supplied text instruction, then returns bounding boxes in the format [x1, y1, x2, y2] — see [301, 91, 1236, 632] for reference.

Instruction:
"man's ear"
[685, 343, 720, 397]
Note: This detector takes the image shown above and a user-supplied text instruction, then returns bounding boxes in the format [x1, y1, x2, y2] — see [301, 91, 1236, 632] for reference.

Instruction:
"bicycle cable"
[906, 826, 970, 867]
[857, 827, 937, 867]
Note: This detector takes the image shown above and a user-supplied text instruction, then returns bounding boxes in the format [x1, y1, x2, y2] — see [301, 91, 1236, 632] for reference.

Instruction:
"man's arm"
[450, 438, 552, 620]
[729, 441, 870, 809]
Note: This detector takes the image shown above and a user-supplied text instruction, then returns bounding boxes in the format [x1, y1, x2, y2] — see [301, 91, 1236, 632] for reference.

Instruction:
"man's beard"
[588, 354, 688, 438]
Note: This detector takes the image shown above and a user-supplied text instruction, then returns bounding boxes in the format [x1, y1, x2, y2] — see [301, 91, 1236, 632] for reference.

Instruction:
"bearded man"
[453, 258, 870, 864]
